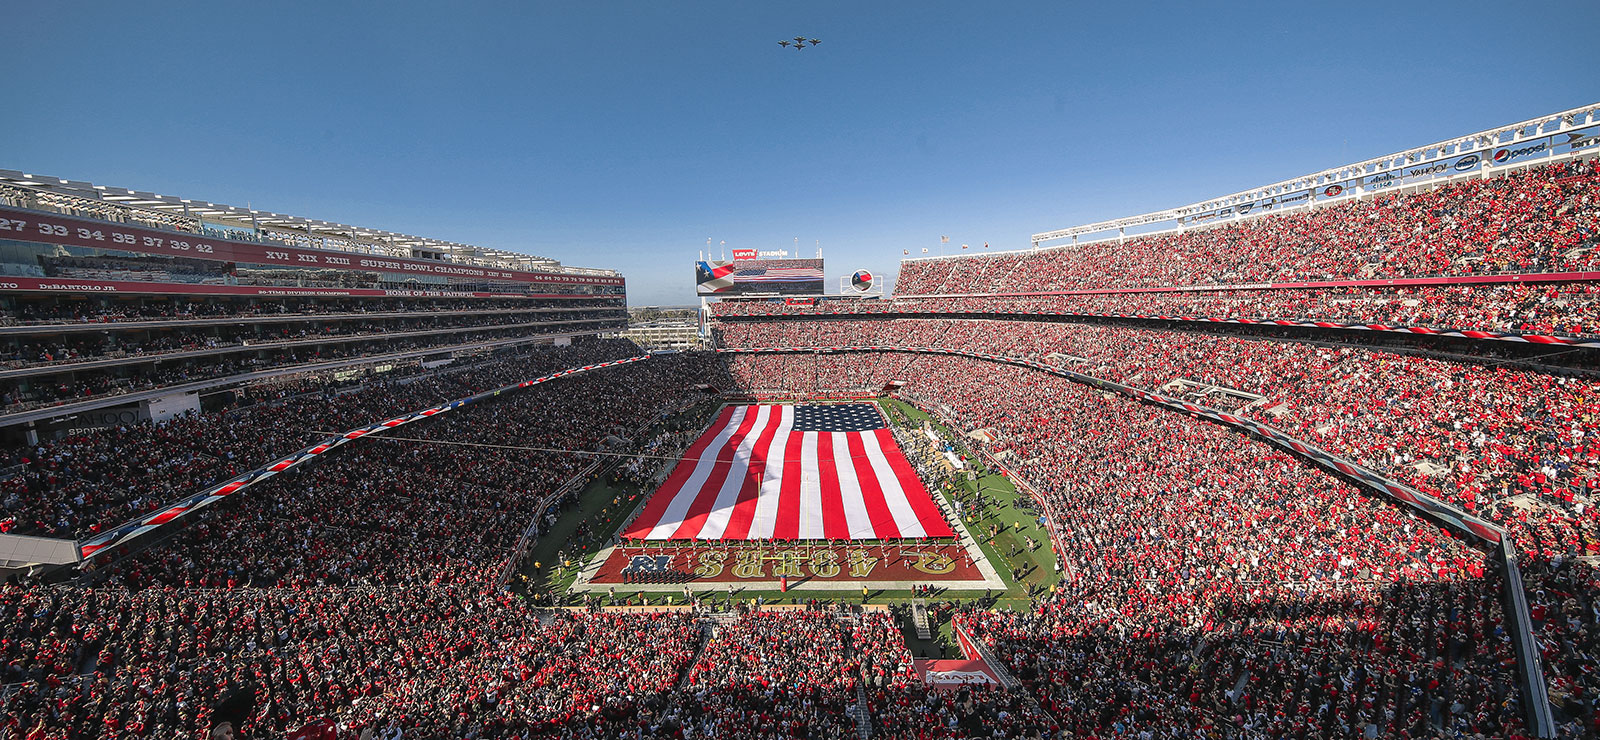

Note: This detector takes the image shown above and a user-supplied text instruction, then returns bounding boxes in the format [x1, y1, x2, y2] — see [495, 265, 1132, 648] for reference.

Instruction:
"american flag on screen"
[730, 266, 826, 283]
[623, 404, 955, 541]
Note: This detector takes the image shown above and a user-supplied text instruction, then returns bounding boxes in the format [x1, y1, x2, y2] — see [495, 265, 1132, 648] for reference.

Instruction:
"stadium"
[3, 7, 1599, 740]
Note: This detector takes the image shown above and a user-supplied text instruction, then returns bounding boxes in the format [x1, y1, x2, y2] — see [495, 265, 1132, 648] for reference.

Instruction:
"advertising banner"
[1364, 152, 1485, 192]
[1555, 125, 1600, 156]
[1491, 138, 1555, 166]
[914, 659, 1001, 689]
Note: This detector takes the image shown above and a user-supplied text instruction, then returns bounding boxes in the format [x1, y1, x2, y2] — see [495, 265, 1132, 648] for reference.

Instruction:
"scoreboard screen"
[695, 258, 824, 295]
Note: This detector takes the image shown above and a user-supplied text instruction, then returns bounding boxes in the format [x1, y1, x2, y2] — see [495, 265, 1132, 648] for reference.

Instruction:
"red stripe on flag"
[772, 424, 806, 540]
[816, 432, 851, 539]
[670, 406, 761, 539]
[846, 431, 901, 538]
[147, 506, 189, 526]
[720, 406, 783, 540]
[875, 428, 954, 537]
[622, 405, 737, 539]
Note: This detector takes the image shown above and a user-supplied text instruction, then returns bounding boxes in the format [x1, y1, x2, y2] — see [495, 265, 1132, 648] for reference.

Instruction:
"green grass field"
[512, 397, 1063, 652]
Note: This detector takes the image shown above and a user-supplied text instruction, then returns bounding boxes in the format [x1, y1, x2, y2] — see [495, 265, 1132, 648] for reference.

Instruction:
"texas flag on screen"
[624, 404, 955, 540]
[696, 260, 739, 292]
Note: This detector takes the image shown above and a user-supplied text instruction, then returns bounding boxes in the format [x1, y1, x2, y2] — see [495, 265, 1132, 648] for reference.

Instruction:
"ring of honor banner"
[623, 404, 955, 540]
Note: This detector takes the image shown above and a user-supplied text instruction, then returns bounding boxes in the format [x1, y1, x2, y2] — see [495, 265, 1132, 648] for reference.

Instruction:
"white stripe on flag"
[697, 405, 772, 539]
[797, 432, 824, 539]
[746, 405, 793, 539]
[644, 405, 749, 539]
[860, 429, 927, 537]
[831, 431, 875, 539]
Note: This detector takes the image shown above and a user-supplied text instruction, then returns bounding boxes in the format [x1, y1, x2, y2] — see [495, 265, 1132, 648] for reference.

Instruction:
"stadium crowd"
[99, 351, 725, 591]
[1, 156, 1595, 740]
[1, 334, 1588, 737]
[894, 159, 1600, 294]
[0, 586, 707, 740]
[0, 296, 621, 328]
[0, 309, 623, 370]
[714, 337, 1597, 736]
[0, 344, 729, 740]
[715, 318, 1600, 552]
[711, 279, 1600, 338]
[0, 340, 648, 540]
[859, 355, 1524, 737]
[0, 320, 624, 416]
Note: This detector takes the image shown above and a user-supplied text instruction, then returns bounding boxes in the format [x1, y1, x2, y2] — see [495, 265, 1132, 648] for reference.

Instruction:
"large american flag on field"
[624, 404, 955, 540]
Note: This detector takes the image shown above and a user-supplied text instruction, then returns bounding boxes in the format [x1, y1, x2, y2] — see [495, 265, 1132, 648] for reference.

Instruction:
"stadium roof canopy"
[0, 168, 616, 276]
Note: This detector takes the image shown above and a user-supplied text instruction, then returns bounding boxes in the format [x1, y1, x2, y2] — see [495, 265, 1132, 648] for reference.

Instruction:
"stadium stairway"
[677, 622, 715, 690]
[853, 681, 874, 739]
[911, 599, 933, 640]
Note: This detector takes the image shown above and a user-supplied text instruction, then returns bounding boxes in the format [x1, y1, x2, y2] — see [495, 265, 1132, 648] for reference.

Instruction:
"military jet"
[779, 37, 821, 50]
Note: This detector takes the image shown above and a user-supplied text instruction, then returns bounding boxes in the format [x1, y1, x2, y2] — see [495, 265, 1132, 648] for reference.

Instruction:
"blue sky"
[4, 1, 1596, 305]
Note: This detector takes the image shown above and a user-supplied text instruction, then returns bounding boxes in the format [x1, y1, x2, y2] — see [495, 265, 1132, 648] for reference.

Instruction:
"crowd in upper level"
[893, 159, 1600, 296]
[0, 296, 622, 328]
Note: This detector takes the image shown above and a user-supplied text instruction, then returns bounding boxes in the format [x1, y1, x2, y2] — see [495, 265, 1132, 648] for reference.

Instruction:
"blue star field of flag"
[791, 403, 886, 432]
